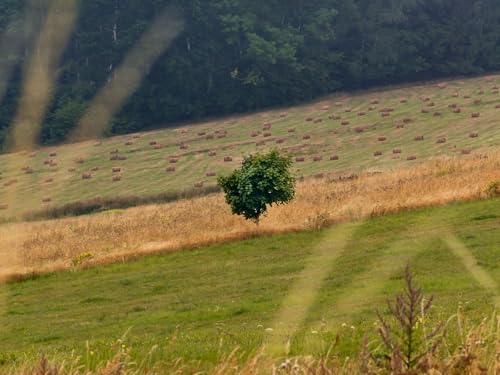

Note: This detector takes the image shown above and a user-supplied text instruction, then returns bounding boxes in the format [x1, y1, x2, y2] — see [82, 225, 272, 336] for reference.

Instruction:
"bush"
[218, 149, 295, 223]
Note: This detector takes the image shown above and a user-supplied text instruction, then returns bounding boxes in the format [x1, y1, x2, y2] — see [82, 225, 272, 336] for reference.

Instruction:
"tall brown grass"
[0, 152, 499, 282]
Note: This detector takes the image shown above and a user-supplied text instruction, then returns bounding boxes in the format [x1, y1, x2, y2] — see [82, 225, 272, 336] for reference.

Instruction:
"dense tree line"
[1, 0, 500, 148]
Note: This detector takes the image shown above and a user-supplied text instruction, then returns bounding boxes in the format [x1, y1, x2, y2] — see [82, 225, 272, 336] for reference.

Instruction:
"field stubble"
[0, 151, 498, 282]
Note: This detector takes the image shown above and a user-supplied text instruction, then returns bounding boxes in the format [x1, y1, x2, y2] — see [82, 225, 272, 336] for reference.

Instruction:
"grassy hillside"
[1, 75, 500, 217]
[1, 198, 498, 370]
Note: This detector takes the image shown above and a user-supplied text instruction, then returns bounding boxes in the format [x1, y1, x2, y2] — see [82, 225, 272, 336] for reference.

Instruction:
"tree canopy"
[1, 0, 500, 149]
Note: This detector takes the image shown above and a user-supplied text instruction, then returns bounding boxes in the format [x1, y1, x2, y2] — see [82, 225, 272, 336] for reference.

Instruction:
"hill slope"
[1, 75, 500, 217]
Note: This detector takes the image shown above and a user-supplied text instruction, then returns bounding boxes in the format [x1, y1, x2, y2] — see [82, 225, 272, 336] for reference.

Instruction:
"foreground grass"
[0, 198, 498, 370]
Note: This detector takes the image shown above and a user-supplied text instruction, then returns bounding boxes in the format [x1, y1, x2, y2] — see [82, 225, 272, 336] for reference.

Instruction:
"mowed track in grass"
[0, 198, 498, 368]
[1, 75, 500, 216]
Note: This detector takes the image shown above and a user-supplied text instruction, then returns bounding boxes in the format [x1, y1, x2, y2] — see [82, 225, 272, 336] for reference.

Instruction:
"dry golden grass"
[0, 151, 499, 282]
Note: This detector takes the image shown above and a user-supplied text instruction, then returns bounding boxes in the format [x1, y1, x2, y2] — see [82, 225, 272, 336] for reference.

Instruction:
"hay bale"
[149, 141, 157, 146]
[496, 104, 500, 109]
[263, 123, 272, 129]
[279, 112, 288, 118]
[335, 102, 343, 107]
[112, 176, 122, 182]
[206, 172, 216, 177]
[302, 135, 311, 140]
[198, 131, 206, 136]
[378, 136, 387, 142]
[256, 141, 265, 146]
[276, 138, 285, 144]
[74, 158, 85, 164]
[295, 157, 305, 162]
[436, 137, 447, 144]
[461, 149, 471, 155]
[381, 113, 390, 117]
[288, 128, 295, 133]
[341, 121, 350, 126]
[354, 126, 365, 133]
[0, 204, 8, 210]
[314, 173, 325, 179]
[471, 112, 480, 118]
[330, 155, 339, 161]
[369, 105, 377, 111]
[464, 95, 471, 99]
[42, 197, 52, 203]
[205, 134, 215, 140]
[68, 167, 76, 172]
[421, 108, 429, 113]
[374, 151, 383, 156]
[437, 83, 447, 89]
[414, 135, 424, 141]
[208, 151, 216, 157]
[344, 108, 352, 113]
[132, 134, 141, 139]
[407, 155, 417, 161]
[469, 132, 479, 138]
[194, 182, 204, 188]
[427, 102, 435, 107]
[24, 167, 34, 174]
[166, 166, 176, 172]
[45, 177, 54, 183]
[313, 156, 322, 162]
[453, 108, 462, 113]
[313, 118, 323, 123]
[321, 105, 330, 111]
[117, 156, 127, 161]
[217, 134, 226, 139]
[396, 124, 405, 129]
[91, 167, 99, 172]
[433, 112, 441, 117]
[473, 99, 481, 105]
[452, 92, 459, 97]
[169, 158, 178, 164]
[403, 118, 412, 124]
[109, 155, 119, 161]
[305, 117, 313, 122]
[224, 156, 233, 162]
[112, 167, 121, 173]
[81, 173, 92, 180]
[49, 152, 57, 157]
[125, 141, 134, 146]
[358, 111, 366, 116]
[400, 98, 408, 103]
[110, 149, 119, 155]
[179, 145, 188, 150]
[332, 115, 342, 120]
[370, 99, 379, 105]
[393, 149, 402, 154]
[263, 132, 272, 137]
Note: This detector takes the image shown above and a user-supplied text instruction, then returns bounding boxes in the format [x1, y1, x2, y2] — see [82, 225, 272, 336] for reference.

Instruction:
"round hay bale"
[393, 149, 402, 154]
[117, 156, 127, 161]
[276, 138, 285, 144]
[403, 118, 412, 123]
[453, 108, 462, 113]
[421, 108, 429, 113]
[414, 135, 424, 141]
[313, 118, 323, 123]
[224, 156, 233, 162]
[206, 134, 215, 140]
[194, 182, 204, 188]
[344, 108, 352, 113]
[263, 132, 272, 137]
[112, 167, 121, 173]
[42, 197, 52, 203]
[179, 145, 188, 150]
[461, 149, 471, 155]
[45, 178, 54, 183]
[396, 124, 405, 129]
[374, 151, 383, 156]
[313, 156, 322, 162]
[354, 126, 365, 133]
[436, 137, 447, 144]
[295, 157, 305, 162]
[288, 128, 295, 133]
[112, 176, 122, 182]
[169, 158, 178, 164]
[206, 172, 216, 177]
[381, 112, 390, 117]
[91, 167, 99, 172]
[370, 99, 379, 105]
[341, 121, 350, 126]
[81, 173, 92, 180]
[68, 167, 76, 172]
[330, 155, 339, 161]
[305, 117, 313, 122]
[149, 141, 157, 146]
[433, 112, 441, 117]
[407, 155, 417, 161]
[358, 111, 366, 116]
[49, 152, 57, 157]
[132, 134, 141, 139]
[378, 136, 387, 142]
[166, 166, 176, 172]
[469, 132, 479, 138]
[208, 151, 216, 157]
[471, 112, 480, 118]
[302, 135, 311, 140]
[400, 98, 408, 103]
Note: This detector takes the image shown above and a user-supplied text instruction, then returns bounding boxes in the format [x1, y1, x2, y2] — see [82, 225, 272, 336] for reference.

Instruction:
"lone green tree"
[218, 149, 295, 223]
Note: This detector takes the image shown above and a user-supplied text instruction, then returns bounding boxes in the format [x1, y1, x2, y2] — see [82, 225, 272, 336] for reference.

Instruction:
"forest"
[1, 0, 500, 148]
